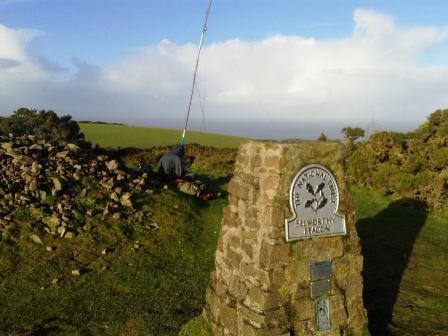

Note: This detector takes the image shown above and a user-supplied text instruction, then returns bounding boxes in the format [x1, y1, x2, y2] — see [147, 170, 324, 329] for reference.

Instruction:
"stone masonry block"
[239, 172, 257, 184]
[216, 279, 229, 297]
[220, 304, 239, 335]
[237, 199, 247, 218]
[240, 261, 256, 277]
[265, 236, 287, 245]
[245, 217, 260, 231]
[259, 239, 290, 270]
[250, 154, 262, 167]
[229, 234, 242, 250]
[256, 267, 288, 292]
[260, 175, 280, 192]
[228, 272, 248, 300]
[228, 179, 251, 200]
[235, 154, 249, 166]
[247, 285, 285, 311]
[241, 323, 289, 336]
[240, 323, 259, 336]
[255, 269, 272, 291]
[266, 206, 284, 228]
[243, 229, 257, 242]
[205, 287, 221, 322]
[272, 267, 286, 287]
[265, 306, 289, 328]
[242, 240, 255, 259]
[222, 207, 240, 228]
[226, 248, 242, 268]
[238, 303, 268, 328]
[264, 155, 281, 169]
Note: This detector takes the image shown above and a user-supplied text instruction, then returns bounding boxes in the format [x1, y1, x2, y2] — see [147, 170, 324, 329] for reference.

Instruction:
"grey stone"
[107, 160, 119, 171]
[55, 151, 69, 158]
[52, 178, 62, 191]
[30, 234, 43, 245]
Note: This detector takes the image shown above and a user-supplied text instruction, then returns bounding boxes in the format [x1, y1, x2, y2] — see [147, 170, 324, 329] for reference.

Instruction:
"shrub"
[0, 107, 87, 144]
[348, 109, 448, 211]
[317, 132, 328, 141]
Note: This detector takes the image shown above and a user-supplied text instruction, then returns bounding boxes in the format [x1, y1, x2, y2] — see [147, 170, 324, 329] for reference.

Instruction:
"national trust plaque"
[285, 164, 346, 242]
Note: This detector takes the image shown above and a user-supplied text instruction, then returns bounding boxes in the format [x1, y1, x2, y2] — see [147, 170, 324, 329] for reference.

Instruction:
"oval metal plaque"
[285, 164, 346, 242]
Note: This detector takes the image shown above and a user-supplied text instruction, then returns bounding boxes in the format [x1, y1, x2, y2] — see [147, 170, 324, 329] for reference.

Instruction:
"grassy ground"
[352, 185, 448, 336]
[79, 123, 245, 149]
[0, 183, 227, 336]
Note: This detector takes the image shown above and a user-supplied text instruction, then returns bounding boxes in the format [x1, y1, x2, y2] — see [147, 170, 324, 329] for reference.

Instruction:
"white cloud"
[0, 24, 45, 79]
[1, 9, 448, 137]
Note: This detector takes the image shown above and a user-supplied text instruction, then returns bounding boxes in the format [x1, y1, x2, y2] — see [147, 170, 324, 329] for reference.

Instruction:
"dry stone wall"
[203, 140, 368, 336]
[0, 134, 154, 236]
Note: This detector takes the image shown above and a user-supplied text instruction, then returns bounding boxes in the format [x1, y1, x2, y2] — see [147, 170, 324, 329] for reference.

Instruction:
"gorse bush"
[348, 109, 448, 212]
[0, 107, 86, 144]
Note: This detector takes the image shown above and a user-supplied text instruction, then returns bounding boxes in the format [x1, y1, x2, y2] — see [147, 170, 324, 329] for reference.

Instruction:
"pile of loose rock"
[0, 134, 156, 237]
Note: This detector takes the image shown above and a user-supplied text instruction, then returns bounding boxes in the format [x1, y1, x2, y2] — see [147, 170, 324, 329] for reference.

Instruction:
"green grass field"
[79, 123, 246, 148]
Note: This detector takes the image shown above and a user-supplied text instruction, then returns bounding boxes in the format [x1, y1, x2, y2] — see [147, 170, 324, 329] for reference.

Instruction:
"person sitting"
[158, 145, 212, 199]
[158, 145, 186, 181]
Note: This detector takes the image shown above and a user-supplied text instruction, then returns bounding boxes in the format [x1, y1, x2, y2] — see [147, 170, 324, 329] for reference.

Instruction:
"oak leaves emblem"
[304, 182, 327, 212]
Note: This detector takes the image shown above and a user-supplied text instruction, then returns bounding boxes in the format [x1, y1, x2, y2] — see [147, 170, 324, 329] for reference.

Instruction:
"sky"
[1, 0, 448, 139]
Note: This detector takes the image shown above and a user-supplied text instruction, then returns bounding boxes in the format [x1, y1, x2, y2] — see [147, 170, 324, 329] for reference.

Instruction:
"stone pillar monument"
[203, 140, 369, 336]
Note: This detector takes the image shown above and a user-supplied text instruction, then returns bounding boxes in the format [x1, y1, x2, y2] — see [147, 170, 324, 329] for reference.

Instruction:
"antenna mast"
[180, 0, 212, 145]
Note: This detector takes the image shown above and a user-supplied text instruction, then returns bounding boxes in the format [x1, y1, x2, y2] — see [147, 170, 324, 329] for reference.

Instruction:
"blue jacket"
[158, 145, 185, 180]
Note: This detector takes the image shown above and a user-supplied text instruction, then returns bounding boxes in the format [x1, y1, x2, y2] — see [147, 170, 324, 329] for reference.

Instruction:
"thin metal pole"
[180, 0, 212, 145]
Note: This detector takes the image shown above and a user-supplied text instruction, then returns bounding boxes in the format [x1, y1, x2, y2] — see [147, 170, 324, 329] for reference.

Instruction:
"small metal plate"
[310, 279, 331, 298]
[316, 297, 331, 331]
[310, 260, 332, 281]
